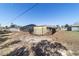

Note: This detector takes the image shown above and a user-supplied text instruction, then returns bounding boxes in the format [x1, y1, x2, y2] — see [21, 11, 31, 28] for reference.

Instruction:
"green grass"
[53, 31, 79, 55]
[63, 31, 79, 55]
[0, 37, 9, 43]
[0, 40, 21, 49]
[0, 30, 11, 34]
[0, 31, 11, 47]
[65, 31, 79, 37]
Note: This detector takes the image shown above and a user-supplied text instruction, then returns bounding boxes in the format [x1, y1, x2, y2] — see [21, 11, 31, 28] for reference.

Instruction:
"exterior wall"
[33, 26, 48, 35]
[0, 27, 2, 31]
[61, 28, 67, 31]
[72, 27, 79, 31]
[8, 28, 20, 32]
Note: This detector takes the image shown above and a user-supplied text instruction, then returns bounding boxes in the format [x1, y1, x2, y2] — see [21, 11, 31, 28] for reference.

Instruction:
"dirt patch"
[0, 31, 78, 56]
[5, 40, 71, 56]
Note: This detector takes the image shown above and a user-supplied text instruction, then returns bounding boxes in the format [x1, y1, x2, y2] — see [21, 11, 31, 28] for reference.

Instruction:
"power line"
[14, 3, 38, 20]
[5, 3, 38, 26]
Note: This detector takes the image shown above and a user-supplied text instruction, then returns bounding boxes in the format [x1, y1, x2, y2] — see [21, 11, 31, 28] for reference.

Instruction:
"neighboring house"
[0, 27, 2, 31]
[8, 28, 20, 32]
[33, 25, 56, 35]
[60, 27, 67, 31]
[71, 25, 79, 31]
[0, 27, 7, 31]
[0, 26, 20, 32]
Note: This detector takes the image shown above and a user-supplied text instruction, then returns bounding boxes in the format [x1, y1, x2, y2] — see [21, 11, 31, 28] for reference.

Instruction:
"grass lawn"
[52, 31, 79, 55]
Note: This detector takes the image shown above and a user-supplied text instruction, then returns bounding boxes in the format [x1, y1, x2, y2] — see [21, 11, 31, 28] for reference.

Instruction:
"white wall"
[72, 27, 79, 31]
[9, 28, 20, 32]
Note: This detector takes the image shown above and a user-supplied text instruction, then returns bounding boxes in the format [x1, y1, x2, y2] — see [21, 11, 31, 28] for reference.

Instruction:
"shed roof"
[34, 25, 56, 28]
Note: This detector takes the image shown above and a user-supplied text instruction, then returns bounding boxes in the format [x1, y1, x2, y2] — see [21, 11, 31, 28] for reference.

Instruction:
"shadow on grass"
[0, 30, 11, 43]
[0, 34, 9, 37]
[6, 47, 29, 56]
[0, 40, 21, 49]
[0, 30, 11, 47]
[0, 37, 10, 43]
[0, 31, 11, 34]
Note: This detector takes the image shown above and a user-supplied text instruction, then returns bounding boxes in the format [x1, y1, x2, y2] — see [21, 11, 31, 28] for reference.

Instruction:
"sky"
[0, 3, 79, 26]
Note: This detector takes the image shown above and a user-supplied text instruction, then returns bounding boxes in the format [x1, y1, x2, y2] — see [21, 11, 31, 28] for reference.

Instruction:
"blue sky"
[0, 3, 79, 26]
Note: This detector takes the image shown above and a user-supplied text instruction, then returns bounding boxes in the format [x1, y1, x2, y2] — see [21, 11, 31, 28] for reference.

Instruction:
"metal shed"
[33, 26, 56, 35]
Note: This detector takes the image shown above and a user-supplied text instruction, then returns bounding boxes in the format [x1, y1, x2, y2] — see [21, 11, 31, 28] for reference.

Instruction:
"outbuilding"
[33, 26, 56, 35]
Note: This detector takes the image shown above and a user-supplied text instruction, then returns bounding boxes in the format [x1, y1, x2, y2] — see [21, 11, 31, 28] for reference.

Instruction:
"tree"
[10, 23, 17, 28]
[56, 25, 60, 28]
[5, 26, 8, 29]
[64, 24, 72, 31]
[20, 24, 36, 33]
[65, 24, 69, 28]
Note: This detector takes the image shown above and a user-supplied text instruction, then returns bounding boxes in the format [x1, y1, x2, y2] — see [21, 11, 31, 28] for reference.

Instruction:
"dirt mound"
[6, 47, 29, 56]
[31, 40, 68, 56]
[6, 40, 71, 56]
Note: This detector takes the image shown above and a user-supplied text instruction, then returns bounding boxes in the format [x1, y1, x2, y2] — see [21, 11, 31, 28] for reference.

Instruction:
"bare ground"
[0, 31, 79, 56]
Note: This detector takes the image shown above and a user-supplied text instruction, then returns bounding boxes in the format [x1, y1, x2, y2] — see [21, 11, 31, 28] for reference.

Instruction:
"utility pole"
[42, 27, 43, 36]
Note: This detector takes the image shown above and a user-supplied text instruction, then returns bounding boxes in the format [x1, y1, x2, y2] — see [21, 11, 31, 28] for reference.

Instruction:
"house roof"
[71, 25, 79, 27]
[35, 25, 56, 28]
[72, 22, 79, 27]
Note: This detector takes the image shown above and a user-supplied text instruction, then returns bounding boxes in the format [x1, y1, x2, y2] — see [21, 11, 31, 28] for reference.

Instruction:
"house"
[33, 25, 56, 35]
[8, 28, 20, 32]
[71, 25, 79, 31]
